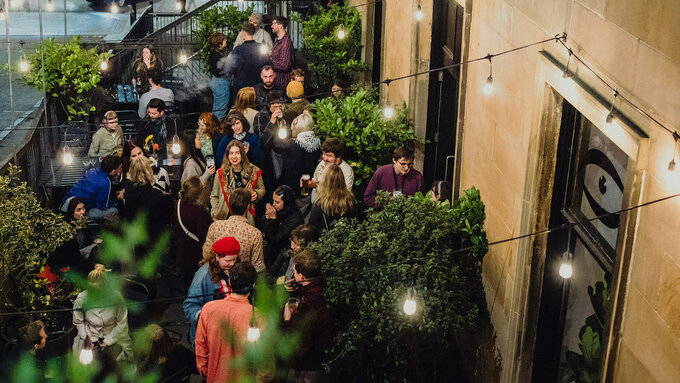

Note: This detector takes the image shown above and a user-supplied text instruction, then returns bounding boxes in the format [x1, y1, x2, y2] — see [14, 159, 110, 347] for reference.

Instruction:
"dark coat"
[121, 183, 172, 257]
[263, 206, 303, 268]
[308, 201, 357, 231]
[223, 41, 271, 93]
[272, 138, 320, 195]
[172, 200, 212, 288]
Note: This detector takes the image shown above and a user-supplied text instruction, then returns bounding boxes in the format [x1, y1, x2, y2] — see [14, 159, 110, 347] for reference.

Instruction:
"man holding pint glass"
[302, 138, 354, 202]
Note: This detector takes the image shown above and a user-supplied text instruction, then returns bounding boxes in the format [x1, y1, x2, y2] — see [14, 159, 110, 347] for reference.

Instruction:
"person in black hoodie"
[221, 22, 270, 96]
[263, 185, 303, 268]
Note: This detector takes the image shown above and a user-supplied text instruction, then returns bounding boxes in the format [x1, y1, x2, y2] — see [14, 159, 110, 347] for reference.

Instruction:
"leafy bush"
[19, 37, 110, 120]
[0, 166, 74, 330]
[317, 188, 488, 381]
[312, 88, 422, 186]
[296, 4, 368, 89]
[196, 4, 254, 72]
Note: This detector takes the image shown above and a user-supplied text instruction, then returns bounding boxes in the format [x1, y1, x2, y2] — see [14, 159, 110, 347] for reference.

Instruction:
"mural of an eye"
[582, 148, 624, 229]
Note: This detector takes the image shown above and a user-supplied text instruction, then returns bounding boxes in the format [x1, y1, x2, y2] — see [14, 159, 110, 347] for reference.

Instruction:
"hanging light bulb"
[337, 28, 346, 40]
[403, 288, 417, 316]
[171, 135, 181, 154]
[19, 58, 30, 72]
[179, 52, 188, 64]
[483, 55, 494, 95]
[278, 125, 288, 139]
[669, 132, 679, 171]
[46, 0, 55, 11]
[62, 146, 74, 165]
[100, 60, 108, 71]
[79, 338, 94, 365]
[383, 102, 395, 119]
[259, 44, 268, 55]
[559, 259, 573, 279]
[247, 326, 261, 342]
[562, 49, 572, 79]
[605, 90, 618, 124]
[175, 0, 182, 10]
[111, 3, 118, 13]
[414, 4, 423, 21]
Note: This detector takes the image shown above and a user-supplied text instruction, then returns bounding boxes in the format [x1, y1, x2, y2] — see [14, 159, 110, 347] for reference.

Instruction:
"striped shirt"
[271, 32, 294, 90]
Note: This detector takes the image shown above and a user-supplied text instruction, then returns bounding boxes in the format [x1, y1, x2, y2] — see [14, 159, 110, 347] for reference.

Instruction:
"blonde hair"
[232, 87, 256, 114]
[315, 164, 355, 216]
[104, 110, 118, 120]
[88, 264, 108, 285]
[128, 156, 155, 185]
[291, 113, 314, 138]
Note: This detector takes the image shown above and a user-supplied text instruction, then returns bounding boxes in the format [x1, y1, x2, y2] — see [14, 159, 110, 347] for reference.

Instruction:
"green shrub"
[296, 4, 367, 89]
[317, 188, 488, 381]
[19, 37, 110, 120]
[312, 88, 422, 186]
[196, 4, 253, 72]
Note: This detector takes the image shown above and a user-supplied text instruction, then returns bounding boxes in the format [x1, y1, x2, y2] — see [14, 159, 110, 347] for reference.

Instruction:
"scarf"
[295, 131, 321, 153]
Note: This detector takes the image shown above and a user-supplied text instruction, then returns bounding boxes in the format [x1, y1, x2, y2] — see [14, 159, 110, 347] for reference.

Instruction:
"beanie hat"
[212, 237, 241, 256]
[286, 81, 304, 99]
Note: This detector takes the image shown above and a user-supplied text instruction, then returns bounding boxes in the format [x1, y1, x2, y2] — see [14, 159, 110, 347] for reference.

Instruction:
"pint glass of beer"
[300, 174, 311, 196]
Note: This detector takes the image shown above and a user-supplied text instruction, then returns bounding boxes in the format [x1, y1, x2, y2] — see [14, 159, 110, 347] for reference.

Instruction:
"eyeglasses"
[398, 161, 414, 168]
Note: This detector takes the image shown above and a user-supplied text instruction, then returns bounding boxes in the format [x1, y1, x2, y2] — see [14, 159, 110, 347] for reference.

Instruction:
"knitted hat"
[212, 237, 241, 256]
[286, 81, 304, 99]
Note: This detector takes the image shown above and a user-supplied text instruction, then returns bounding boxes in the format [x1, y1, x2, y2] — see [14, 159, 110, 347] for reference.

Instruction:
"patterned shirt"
[203, 215, 265, 272]
[271, 32, 294, 90]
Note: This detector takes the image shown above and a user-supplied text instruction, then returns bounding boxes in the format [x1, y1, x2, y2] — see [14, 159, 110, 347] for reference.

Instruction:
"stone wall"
[460, 0, 680, 382]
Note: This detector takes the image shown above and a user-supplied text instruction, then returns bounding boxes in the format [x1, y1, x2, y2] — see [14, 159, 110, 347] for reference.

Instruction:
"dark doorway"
[424, 0, 463, 187]
[371, 0, 383, 85]
[532, 100, 634, 382]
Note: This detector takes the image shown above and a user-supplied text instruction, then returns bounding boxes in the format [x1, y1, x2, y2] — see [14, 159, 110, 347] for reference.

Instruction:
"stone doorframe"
[501, 50, 649, 383]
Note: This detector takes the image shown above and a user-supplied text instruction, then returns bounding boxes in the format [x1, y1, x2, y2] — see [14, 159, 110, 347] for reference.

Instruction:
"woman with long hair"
[194, 112, 223, 162]
[135, 324, 195, 381]
[263, 185, 304, 268]
[309, 164, 357, 230]
[73, 264, 133, 361]
[430, 180, 452, 203]
[174, 176, 213, 289]
[210, 140, 265, 222]
[208, 33, 230, 120]
[132, 45, 163, 95]
[181, 132, 215, 190]
[229, 87, 258, 127]
[215, 111, 264, 168]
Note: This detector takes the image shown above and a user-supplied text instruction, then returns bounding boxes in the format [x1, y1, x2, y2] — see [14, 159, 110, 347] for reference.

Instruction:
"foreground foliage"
[19, 37, 111, 120]
[317, 188, 488, 381]
[313, 88, 421, 186]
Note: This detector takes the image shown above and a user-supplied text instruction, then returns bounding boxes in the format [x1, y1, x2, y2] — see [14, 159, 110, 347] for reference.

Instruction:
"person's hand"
[116, 190, 125, 200]
[284, 280, 296, 292]
[250, 190, 258, 202]
[308, 179, 318, 189]
[244, 142, 250, 153]
[204, 165, 216, 176]
[265, 203, 276, 219]
[270, 109, 283, 123]
[283, 302, 292, 321]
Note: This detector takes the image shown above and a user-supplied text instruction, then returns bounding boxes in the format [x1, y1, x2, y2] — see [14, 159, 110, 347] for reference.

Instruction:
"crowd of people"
[18, 12, 454, 383]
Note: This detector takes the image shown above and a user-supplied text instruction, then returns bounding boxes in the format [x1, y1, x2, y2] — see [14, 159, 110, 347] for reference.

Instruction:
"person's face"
[294, 75, 305, 85]
[322, 151, 340, 166]
[272, 193, 284, 211]
[269, 102, 282, 113]
[104, 116, 118, 132]
[271, 20, 281, 34]
[431, 192, 439, 202]
[73, 203, 86, 220]
[228, 146, 242, 166]
[261, 69, 275, 88]
[290, 236, 301, 251]
[293, 266, 303, 282]
[35, 329, 47, 351]
[130, 146, 144, 161]
[216, 254, 238, 272]
[231, 120, 244, 135]
[331, 84, 343, 97]
[220, 39, 227, 49]
[148, 107, 163, 121]
[142, 48, 151, 61]
[393, 157, 414, 175]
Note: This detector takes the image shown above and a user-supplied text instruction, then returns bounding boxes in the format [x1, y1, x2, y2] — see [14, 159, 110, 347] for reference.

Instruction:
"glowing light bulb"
[46, 0, 55, 11]
[605, 112, 614, 124]
[175, 0, 181, 10]
[179, 53, 188, 64]
[19, 59, 30, 72]
[559, 262, 573, 279]
[111, 3, 118, 13]
[79, 348, 93, 365]
[337, 29, 346, 39]
[100, 61, 108, 71]
[247, 326, 261, 342]
[483, 75, 494, 95]
[259, 44, 268, 55]
[63, 149, 74, 165]
[414, 4, 423, 20]
[278, 126, 288, 139]
[383, 105, 394, 119]
[403, 297, 416, 316]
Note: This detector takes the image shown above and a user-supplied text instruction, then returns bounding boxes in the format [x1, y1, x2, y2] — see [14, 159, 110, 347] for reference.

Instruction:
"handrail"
[140, 0, 234, 42]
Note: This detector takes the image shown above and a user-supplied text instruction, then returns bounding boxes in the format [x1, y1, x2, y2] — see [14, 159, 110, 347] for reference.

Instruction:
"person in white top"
[305, 138, 354, 202]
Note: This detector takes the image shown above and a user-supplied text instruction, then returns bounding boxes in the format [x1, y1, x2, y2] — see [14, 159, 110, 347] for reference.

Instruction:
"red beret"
[212, 237, 241, 256]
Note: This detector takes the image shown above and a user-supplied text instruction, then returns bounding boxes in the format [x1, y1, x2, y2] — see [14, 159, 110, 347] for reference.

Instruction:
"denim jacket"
[183, 263, 220, 344]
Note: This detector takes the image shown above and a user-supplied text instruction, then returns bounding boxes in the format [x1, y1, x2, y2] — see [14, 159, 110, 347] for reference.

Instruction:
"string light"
[558, 225, 573, 279]
[247, 308, 260, 342]
[337, 28, 346, 40]
[79, 338, 94, 365]
[111, 3, 119, 12]
[100, 60, 108, 71]
[277, 120, 288, 139]
[46, 0, 54, 11]
[175, 0, 182, 10]
[605, 90, 618, 124]
[19, 58, 29, 73]
[179, 52, 188, 65]
[62, 146, 74, 165]
[259, 44, 268, 55]
[403, 288, 417, 316]
[383, 102, 395, 119]
[669, 132, 679, 171]
[562, 49, 572, 79]
[414, 4, 423, 21]
[483, 55, 494, 96]
[171, 135, 181, 154]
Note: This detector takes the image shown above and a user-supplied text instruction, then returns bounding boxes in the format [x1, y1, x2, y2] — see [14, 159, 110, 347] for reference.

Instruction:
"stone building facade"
[354, 0, 680, 381]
